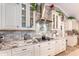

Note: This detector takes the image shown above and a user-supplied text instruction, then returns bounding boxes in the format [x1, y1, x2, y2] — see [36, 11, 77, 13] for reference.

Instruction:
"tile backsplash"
[0, 30, 61, 42]
[0, 31, 35, 41]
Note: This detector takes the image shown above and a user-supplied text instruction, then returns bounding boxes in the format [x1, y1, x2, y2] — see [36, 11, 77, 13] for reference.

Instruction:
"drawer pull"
[22, 49, 27, 51]
[48, 55, 51, 56]
[48, 43, 50, 44]
[48, 48, 50, 50]
[38, 45, 40, 47]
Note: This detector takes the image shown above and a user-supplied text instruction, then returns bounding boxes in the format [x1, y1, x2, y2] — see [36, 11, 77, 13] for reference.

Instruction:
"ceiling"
[54, 3, 79, 20]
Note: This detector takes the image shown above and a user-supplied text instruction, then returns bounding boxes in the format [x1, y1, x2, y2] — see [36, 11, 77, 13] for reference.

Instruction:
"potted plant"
[67, 16, 76, 24]
[68, 16, 76, 20]
[31, 3, 37, 11]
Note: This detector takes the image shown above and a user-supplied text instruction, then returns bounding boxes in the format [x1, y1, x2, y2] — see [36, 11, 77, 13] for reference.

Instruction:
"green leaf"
[56, 10, 63, 16]
[68, 16, 76, 19]
[31, 3, 37, 11]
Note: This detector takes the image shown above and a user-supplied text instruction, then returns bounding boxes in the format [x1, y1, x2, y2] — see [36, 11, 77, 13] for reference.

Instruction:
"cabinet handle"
[48, 48, 50, 50]
[48, 55, 51, 56]
[22, 49, 27, 51]
[38, 45, 40, 47]
[48, 43, 50, 44]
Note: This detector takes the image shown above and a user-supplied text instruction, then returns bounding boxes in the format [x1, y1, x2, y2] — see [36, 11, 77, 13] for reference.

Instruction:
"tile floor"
[57, 45, 79, 56]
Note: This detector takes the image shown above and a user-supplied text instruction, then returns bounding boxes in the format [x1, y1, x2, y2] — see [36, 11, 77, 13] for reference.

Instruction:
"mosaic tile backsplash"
[0, 30, 61, 42]
[0, 31, 35, 41]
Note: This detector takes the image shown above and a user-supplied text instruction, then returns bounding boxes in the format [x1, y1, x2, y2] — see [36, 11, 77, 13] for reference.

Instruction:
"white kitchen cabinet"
[34, 40, 66, 56]
[0, 39, 66, 56]
[15, 3, 22, 29]
[33, 44, 40, 56]
[12, 45, 34, 56]
[0, 4, 1, 29]
[66, 35, 77, 47]
[49, 41, 56, 56]
[4, 4, 17, 29]
[0, 50, 11, 56]
[65, 19, 78, 31]
[51, 10, 62, 31]
[0, 3, 35, 30]
[58, 39, 66, 53]
[40, 46, 49, 56]
[55, 39, 61, 55]
[20, 3, 35, 30]
[40, 41, 55, 56]
[55, 39, 66, 55]
[1, 3, 20, 30]
[0, 4, 5, 29]
[40, 42, 49, 56]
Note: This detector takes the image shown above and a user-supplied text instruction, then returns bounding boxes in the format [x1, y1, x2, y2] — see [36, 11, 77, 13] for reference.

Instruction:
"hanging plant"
[68, 16, 76, 20]
[31, 3, 38, 11]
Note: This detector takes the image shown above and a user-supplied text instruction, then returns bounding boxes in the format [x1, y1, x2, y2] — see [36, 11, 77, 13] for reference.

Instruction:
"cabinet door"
[0, 50, 11, 56]
[16, 4, 22, 29]
[21, 3, 30, 29]
[40, 47, 49, 56]
[21, 3, 35, 30]
[12, 45, 34, 56]
[40, 42, 50, 56]
[55, 39, 66, 55]
[55, 40, 61, 55]
[0, 4, 2, 29]
[49, 41, 55, 56]
[59, 39, 66, 53]
[61, 39, 66, 51]
[52, 11, 60, 30]
[5, 3, 17, 29]
[34, 44, 40, 56]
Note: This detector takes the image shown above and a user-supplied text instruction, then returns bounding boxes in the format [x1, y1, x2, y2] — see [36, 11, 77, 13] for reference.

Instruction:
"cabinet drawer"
[12, 46, 27, 54]
[12, 45, 33, 55]
[0, 50, 11, 56]
[40, 42, 51, 47]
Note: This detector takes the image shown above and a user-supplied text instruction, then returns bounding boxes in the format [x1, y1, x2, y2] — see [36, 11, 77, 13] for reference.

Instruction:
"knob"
[38, 45, 40, 47]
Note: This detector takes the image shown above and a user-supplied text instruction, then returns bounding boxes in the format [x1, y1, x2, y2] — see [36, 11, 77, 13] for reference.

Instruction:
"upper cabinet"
[0, 3, 17, 30]
[21, 3, 35, 30]
[52, 10, 61, 30]
[65, 19, 78, 31]
[0, 4, 1, 29]
[0, 3, 63, 31]
[0, 3, 36, 30]
[5, 4, 17, 29]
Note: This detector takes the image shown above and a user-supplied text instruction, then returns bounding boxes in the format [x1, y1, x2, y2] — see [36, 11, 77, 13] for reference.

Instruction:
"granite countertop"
[0, 36, 61, 51]
[0, 39, 33, 51]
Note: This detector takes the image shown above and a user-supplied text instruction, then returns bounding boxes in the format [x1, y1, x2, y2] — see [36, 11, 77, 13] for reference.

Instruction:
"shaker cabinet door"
[0, 4, 2, 29]
[5, 4, 17, 29]
[34, 44, 40, 56]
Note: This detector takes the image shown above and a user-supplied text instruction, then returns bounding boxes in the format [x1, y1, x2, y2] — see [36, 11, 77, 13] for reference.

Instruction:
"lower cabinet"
[0, 49, 11, 56]
[55, 39, 66, 55]
[12, 45, 34, 56]
[40, 41, 55, 56]
[33, 44, 40, 56]
[66, 35, 77, 47]
[0, 39, 66, 56]
[33, 39, 66, 56]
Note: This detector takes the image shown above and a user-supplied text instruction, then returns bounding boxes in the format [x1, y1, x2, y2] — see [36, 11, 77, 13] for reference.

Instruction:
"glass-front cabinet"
[52, 10, 61, 30]
[21, 3, 35, 30]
